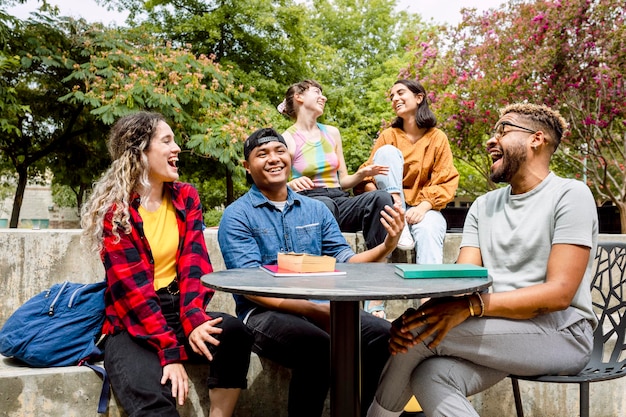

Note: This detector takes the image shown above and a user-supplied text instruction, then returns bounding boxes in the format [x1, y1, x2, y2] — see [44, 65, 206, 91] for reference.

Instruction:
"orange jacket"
[360, 127, 459, 209]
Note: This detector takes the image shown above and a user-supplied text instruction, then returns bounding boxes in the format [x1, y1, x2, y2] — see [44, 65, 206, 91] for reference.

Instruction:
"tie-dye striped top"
[288, 123, 341, 188]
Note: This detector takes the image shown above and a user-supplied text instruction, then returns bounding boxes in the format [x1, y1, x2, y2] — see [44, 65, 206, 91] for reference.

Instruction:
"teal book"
[395, 263, 488, 279]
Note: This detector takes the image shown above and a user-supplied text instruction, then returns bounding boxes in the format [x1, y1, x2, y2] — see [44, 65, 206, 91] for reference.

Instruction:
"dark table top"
[202, 262, 492, 301]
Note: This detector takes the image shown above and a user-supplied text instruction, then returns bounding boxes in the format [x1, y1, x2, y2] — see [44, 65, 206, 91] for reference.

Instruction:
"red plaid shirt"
[101, 182, 214, 366]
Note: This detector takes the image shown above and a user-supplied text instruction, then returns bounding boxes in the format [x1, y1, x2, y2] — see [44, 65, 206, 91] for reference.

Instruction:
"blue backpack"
[0, 280, 110, 413]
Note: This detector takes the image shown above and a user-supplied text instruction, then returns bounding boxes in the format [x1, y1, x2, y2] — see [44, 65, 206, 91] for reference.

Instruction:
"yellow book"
[277, 252, 336, 273]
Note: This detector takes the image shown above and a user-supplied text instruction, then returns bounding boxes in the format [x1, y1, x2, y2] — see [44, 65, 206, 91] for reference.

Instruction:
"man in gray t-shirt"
[367, 103, 598, 417]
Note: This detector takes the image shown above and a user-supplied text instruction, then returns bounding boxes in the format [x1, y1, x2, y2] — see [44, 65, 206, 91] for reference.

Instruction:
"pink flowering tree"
[402, 0, 626, 228]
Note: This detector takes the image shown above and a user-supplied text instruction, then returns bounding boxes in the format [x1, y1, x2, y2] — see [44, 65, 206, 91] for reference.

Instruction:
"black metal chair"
[510, 241, 626, 417]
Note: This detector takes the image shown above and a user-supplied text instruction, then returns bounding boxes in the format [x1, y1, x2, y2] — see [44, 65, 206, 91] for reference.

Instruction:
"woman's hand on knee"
[406, 202, 432, 225]
[162, 363, 189, 406]
[189, 317, 224, 360]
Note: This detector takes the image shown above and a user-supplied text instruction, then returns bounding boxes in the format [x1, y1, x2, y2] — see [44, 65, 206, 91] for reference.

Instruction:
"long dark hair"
[281, 79, 323, 120]
[390, 79, 437, 130]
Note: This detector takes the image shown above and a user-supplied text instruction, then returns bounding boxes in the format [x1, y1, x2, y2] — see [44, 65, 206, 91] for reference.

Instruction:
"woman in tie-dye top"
[279, 79, 397, 253]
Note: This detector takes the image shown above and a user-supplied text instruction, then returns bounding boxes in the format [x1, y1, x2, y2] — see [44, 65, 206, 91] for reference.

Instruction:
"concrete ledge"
[4, 354, 623, 417]
[1, 229, 625, 417]
[0, 352, 295, 417]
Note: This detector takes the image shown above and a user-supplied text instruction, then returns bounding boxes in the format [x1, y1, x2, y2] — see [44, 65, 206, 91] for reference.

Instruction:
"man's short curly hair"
[500, 103, 568, 152]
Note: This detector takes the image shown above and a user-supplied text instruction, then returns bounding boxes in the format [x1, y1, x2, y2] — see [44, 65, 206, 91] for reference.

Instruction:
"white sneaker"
[397, 223, 414, 250]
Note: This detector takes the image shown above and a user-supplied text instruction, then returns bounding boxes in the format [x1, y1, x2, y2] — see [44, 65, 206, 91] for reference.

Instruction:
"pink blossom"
[532, 13, 545, 22]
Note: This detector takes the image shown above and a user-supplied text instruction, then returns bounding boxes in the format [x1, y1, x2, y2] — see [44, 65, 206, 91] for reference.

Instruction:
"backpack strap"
[79, 360, 110, 414]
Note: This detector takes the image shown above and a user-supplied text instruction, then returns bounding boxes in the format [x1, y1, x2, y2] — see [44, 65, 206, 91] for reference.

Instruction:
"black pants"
[299, 188, 394, 249]
[246, 308, 391, 417]
[104, 289, 253, 417]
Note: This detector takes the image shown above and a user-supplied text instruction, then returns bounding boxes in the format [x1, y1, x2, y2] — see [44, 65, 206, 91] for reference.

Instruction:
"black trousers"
[246, 308, 391, 417]
[104, 289, 253, 417]
[299, 188, 394, 249]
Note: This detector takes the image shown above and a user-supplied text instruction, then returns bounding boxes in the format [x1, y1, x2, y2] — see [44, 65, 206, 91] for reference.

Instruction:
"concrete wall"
[1, 229, 625, 417]
[0, 228, 465, 326]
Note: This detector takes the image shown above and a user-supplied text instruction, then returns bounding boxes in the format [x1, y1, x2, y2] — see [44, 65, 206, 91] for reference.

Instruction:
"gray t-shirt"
[461, 172, 598, 327]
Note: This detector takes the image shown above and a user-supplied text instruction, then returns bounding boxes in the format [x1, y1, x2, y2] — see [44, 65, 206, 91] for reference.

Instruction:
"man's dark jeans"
[246, 307, 391, 417]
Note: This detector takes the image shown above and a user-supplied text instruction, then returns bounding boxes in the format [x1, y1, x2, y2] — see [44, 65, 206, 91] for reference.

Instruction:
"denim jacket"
[218, 185, 355, 319]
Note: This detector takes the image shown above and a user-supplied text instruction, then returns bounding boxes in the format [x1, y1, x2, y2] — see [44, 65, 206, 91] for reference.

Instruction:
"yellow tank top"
[138, 194, 179, 291]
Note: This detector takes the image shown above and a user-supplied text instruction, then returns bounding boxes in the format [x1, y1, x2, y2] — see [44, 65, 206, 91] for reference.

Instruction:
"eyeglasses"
[492, 121, 537, 139]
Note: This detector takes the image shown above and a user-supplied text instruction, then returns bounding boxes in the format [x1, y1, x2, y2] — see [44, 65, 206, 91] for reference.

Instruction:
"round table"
[202, 262, 492, 417]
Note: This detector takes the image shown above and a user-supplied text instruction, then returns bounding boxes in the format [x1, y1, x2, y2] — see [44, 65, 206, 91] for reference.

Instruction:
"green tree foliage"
[2, 10, 275, 221]
[47, 128, 111, 211]
[4, 1, 445, 216]
[402, 0, 626, 211]
[1, 9, 29, 138]
[0, 15, 102, 227]
[101, 0, 311, 103]
[99, 0, 430, 172]
[61, 26, 276, 204]
[0, 52, 28, 138]
[299, 0, 428, 172]
[305, 0, 416, 88]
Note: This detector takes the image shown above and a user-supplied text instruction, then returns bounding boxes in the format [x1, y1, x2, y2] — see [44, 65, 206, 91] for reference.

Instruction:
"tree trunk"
[226, 169, 234, 206]
[75, 183, 88, 221]
[9, 167, 28, 228]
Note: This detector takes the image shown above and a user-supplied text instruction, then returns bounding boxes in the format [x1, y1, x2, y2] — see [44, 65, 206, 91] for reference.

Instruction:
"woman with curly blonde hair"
[81, 111, 253, 417]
